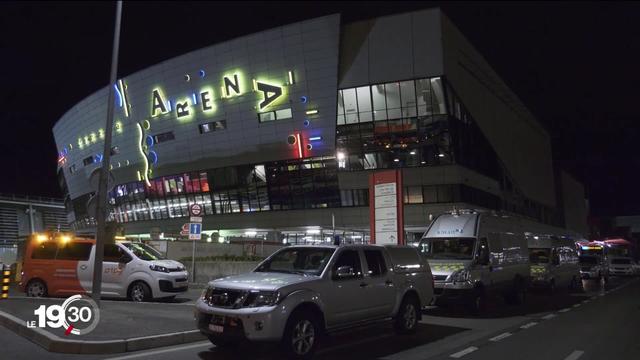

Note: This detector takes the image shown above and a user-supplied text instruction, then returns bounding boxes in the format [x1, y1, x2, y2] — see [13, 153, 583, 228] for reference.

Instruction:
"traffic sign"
[189, 204, 203, 217]
[180, 223, 189, 236]
[190, 216, 203, 223]
[189, 223, 202, 240]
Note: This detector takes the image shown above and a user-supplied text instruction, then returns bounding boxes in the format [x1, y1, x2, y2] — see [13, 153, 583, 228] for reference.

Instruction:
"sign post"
[369, 170, 404, 245]
[187, 204, 203, 283]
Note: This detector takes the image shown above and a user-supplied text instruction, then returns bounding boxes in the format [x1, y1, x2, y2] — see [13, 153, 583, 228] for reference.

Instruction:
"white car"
[609, 257, 634, 277]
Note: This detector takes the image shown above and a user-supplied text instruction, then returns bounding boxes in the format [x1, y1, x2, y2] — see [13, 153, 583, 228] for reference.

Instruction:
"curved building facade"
[53, 9, 586, 243]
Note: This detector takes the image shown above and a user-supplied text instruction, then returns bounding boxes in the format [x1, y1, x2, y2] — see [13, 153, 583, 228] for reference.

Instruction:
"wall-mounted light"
[300, 96, 308, 103]
[336, 151, 346, 160]
[309, 136, 322, 141]
[305, 109, 319, 115]
[199, 70, 206, 78]
[306, 144, 313, 150]
[303, 119, 310, 127]
[288, 70, 295, 85]
[287, 134, 297, 145]
[409, 150, 416, 155]
[438, 153, 445, 158]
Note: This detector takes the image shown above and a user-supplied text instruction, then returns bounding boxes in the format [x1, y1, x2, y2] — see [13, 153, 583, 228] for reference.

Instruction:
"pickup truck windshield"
[579, 256, 598, 265]
[419, 238, 475, 260]
[529, 248, 551, 263]
[122, 243, 166, 261]
[255, 248, 335, 276]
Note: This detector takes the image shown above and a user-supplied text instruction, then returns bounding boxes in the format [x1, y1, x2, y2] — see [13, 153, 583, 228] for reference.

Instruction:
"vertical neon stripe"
[296, 133, 302, 159]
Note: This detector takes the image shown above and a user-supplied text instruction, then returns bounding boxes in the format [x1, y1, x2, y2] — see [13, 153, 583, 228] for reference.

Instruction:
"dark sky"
[1, 1, 639, 217]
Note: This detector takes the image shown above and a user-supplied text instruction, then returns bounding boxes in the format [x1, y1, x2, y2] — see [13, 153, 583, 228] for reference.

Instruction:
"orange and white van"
[19, 233, 189, 302]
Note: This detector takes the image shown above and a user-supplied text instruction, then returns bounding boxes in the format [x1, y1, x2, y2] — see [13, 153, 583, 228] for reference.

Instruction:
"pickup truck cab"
[194, 244, 433, 359]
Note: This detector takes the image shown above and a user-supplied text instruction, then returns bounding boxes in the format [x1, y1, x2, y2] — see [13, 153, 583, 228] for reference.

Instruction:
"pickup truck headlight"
[244, 290, 281, 308]
[450, 269, 471, 283]
[149, 264, 170, 273]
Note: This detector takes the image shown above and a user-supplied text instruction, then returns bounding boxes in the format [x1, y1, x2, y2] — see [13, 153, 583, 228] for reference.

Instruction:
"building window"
[153, 132, 175, 143]
[258, 108, 293, 123]
[83, 156, 94, 166]
[199, 120, 227, 134]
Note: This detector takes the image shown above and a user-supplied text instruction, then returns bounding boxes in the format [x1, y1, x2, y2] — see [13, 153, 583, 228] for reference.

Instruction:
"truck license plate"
[208, 324, 223, 333]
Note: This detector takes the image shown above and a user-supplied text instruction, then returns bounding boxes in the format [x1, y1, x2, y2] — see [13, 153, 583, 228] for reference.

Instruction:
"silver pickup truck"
[194, 244, 434, 359]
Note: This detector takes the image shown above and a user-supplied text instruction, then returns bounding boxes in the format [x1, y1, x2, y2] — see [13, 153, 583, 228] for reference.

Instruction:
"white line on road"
[450, 346, 479, 358]
[558, 308, 571, 313]
[572, 303, 581, 308]
[541, 314, 557, 320]
[489, 332, 512, 342]
[105, 341, 211, 360]
[564, 350, 585, 360]
[520, 322, 538, 329]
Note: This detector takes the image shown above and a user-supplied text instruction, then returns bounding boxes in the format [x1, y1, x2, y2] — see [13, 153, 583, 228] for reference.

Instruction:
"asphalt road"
[3, 277, 638, 360]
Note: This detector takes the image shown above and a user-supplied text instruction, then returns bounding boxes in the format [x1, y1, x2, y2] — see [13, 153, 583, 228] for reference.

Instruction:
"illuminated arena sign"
[150, 71, 290, 120]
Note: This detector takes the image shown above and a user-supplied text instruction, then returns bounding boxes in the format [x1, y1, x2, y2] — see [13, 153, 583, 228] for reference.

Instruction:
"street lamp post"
[91, 0, 123, 306]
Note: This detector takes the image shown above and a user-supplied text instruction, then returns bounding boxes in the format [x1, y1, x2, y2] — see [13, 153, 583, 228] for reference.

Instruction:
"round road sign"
[189, 204, 203, 217]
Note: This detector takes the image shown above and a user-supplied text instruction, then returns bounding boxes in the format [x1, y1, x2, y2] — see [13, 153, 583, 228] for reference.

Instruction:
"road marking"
[564, 350, 585, 360]
[106, 341, 211, 360]
[572, 303, 581, 308]
[558, 308, 571, 313]
[489, 332, 512, 342]
[520, 322, 538, 329]
[450, 346, 479, 358]
[541, 314, 557, 320]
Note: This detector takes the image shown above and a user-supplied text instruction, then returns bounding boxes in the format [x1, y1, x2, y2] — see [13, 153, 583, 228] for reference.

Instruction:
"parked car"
[609, 257, 634, 277]
[418, 211, 530, 313]
[528, 235, 581, 293]
[633, 261, 640, 276]
[579, 255, 609, 282]
[20, 233, 188, 301]
[194, 244, 434, 359]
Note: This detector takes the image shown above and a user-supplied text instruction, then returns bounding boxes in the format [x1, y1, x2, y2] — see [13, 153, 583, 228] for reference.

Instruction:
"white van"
[418, 211, 530, 313]
[20, 234, 189, 302]
[528, 234, 581, 293]
[609, 257, 635, 277]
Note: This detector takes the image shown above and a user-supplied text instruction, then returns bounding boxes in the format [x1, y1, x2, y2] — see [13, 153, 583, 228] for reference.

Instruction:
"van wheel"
[506, 279, 526, 305]
[470, 287, 487, 315]
[395, 295, 420, 334]
[128, 282, 151, 302]
[26, 279, 47, 297]
[281, 310, 320, 359]
[569, 276, 582, 293]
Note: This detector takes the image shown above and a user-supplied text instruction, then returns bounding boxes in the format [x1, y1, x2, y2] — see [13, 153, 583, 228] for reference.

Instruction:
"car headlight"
[149, 264, 170, 273]
[243, 290, 281, 308]
[451, 269, 471, 283]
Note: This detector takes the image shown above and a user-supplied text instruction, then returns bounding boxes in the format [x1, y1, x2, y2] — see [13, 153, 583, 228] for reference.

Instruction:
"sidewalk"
[0, 292, 206, 354]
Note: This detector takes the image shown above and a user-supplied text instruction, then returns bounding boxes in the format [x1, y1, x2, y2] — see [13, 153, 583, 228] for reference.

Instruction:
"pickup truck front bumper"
[194, 299, 287, 342]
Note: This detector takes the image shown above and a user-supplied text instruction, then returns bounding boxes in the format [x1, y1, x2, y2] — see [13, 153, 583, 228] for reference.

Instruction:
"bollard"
[1, 264, 10, 299]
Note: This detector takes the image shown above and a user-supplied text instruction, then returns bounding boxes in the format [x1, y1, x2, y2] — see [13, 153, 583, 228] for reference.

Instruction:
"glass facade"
[68, 76, 556, 229]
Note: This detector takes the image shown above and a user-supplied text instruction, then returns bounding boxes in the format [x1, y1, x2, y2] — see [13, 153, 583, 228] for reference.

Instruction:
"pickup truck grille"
[203, 288, 246, 308]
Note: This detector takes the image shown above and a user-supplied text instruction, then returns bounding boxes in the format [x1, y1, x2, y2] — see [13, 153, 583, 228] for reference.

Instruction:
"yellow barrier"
[1, 266, 9, 299]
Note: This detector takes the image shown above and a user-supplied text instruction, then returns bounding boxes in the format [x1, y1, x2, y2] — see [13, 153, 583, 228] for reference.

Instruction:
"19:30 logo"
[29, 295, 100, 335]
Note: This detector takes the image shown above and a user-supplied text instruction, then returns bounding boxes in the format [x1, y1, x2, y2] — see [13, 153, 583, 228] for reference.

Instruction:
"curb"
[0, 309, 206, 354]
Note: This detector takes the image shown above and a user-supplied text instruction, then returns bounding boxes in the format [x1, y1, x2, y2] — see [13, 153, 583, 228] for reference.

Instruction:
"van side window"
[104, 244, 123, 262]
[332, 250, 363, 279]
[364, 250, 387, 277]
[57, 243, 93, 261]
[31, 242, 57, 259]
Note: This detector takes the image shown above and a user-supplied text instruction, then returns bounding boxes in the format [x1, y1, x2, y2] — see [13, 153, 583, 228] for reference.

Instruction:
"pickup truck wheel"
[282, 311, 319, 359]
[395, 295, 419, 334]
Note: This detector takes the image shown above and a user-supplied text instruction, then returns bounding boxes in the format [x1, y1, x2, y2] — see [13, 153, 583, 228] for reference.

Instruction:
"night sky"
[1, 1, 639, 217]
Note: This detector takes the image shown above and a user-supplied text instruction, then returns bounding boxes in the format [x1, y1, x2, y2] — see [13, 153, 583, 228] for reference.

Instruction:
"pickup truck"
[194, 244, 434, 359]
